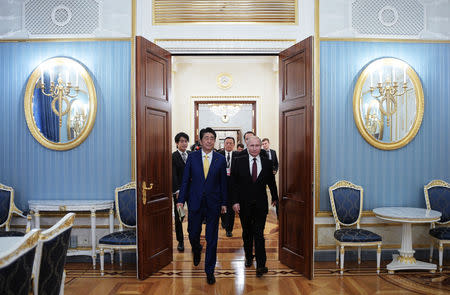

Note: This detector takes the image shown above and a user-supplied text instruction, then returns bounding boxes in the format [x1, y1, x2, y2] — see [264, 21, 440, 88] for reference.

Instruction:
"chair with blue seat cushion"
[329, 180, 382, 275]
[424, 179, 450, 272]
[0, 229, 40, 295]
[99, 182, 136, 276]
[0, 183, 31, 237]
[33, 212, 75, 295]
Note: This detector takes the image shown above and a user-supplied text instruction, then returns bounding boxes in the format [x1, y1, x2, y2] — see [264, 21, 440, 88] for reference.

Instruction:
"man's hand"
[221, 206, 227, 214]
[273, 170, 277, 175]
[232, 203, 240, 214]
[176, 203, 184, 209]
[271, 200, 278, 207]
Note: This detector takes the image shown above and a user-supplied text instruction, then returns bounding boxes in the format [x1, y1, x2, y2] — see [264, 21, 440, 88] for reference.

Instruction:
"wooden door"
[136, 36, 172, 279]
[278, 36, 314, 279]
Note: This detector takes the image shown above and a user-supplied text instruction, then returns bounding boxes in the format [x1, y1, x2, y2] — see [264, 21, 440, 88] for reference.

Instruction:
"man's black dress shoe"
[177, 241, 184, 252]
[226, 231, 232, 237]
[245, 257, 253, 267]
[256, 267, 268, 277]
[193, 250, 201, 266]
[206, 273, 216, 284]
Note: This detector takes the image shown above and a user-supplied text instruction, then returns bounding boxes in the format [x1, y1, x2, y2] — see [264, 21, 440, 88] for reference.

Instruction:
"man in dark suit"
[177, 127, 227, 285]
[231, 136, 278, 277]
[261, 138, 278, 174]
[218, 136, 238, 237]
[172, 132, 190, 252]
[237, 131, 267, 158]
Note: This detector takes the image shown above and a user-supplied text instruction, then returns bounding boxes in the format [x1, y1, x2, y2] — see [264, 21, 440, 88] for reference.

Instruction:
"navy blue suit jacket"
[178, 149, 228, 212]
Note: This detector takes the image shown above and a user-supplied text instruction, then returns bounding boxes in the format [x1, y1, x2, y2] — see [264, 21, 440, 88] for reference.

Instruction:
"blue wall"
[0, 41, 131, 210]
[320, 41, 449, 211]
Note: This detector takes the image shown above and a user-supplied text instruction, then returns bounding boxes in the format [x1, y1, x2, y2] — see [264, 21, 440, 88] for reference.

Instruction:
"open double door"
[135, 36, 314, 279]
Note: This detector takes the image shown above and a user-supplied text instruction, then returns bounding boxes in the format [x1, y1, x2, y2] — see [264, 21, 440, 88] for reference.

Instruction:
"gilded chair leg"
[111, 250, 114, 265]
[439, 243, 443, 272]
[119, 249, 123, 267]
[376, 245, 381, 275]
[100, 248, 105, 276]
[429, 242, 434, 263]
[340, 246, 345, 275]
[336, 246, 339, 265]
[358, 247, 361, 265]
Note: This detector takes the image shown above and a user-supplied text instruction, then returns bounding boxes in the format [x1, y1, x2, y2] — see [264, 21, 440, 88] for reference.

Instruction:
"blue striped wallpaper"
[0, 41, 131, 210]
[320, 41, 449, 211]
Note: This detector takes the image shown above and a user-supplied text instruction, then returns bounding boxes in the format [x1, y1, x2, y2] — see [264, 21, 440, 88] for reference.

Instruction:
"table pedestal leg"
[387, 223, 437, 273]
[91, 210, 96, 269]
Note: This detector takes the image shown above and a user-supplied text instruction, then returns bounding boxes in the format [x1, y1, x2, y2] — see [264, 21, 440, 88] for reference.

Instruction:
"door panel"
[136, 36, 172, 279]
[278, 36, 314, 279]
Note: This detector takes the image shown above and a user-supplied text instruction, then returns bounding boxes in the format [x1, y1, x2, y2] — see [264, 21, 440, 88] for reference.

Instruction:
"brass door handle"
[142, 181, 154, 205]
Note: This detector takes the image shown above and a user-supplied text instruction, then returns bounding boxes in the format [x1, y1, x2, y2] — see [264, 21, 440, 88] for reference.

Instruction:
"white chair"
[0, 183, 30, 236]
[33, 212, 75, 295]
[424, 179, 450, 272]
[329, 180, 382, 275]
[0, 229, 40, 295]
[99, 182, 136, 276]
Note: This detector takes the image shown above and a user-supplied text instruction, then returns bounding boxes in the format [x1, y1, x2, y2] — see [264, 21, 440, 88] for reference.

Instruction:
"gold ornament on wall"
[217, 73, 233, 89]
[353, 58, 424, 150]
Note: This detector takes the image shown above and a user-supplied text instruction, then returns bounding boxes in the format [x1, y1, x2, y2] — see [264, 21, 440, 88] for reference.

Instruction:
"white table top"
[28, 200, 114, 211]
[0, 236, 25, 257]
[373, 207, 441, 223]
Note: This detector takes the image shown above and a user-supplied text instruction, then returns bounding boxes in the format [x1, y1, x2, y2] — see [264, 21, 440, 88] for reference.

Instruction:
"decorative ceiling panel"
[153, 0, 297, 24]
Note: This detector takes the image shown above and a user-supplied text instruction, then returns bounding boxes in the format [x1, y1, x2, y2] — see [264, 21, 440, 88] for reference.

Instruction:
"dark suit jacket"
[218, 150, 239, 167]
[265, 149, 278, 172]
[178, 150, 228, 211]
[230, 155, 278, 215]
[172, 150, 190, 193]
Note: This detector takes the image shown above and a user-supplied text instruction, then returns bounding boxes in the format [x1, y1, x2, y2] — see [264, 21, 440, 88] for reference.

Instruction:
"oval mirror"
[353, 58, 424, 150]
[24, 57, 97, 150]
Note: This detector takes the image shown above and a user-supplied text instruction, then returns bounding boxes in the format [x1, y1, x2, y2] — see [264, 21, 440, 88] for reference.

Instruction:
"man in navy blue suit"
[177, 127, 227, 285]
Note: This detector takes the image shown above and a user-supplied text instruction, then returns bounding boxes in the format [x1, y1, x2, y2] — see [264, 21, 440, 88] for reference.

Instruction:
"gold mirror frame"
[353, 58, 424, 150]
[24, 57, 97, 151]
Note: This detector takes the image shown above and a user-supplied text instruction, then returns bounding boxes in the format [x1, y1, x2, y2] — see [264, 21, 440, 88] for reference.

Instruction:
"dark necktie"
[252, 157, 257, 182]
[227, 152, 231, 168]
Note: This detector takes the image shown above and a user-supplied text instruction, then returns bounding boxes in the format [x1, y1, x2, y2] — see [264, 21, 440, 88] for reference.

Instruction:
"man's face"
[237, 146, 244, 152]
[177, 137, 189, 152]
[247, 137, 261, 157]
[262, 140, 270, 150]
[224, 138, 235, 152]
[200, 132, 216, 152]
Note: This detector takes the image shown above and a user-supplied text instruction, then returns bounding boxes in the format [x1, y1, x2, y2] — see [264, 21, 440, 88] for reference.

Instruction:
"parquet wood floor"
[64, 211, 449, 294]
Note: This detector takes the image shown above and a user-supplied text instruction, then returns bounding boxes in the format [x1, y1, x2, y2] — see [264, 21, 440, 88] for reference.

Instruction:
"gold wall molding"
[155, 38, 296, 42]
[130, 0, 136, 181]
[191, 96, 260, 99]
[313, 0, 321, 217]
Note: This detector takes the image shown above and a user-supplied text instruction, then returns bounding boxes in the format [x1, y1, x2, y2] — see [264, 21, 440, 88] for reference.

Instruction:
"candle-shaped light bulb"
[403, 65, 406, 83]
[392, 67, 395, 82]
[49, 70, 53, 82]
[41, 69, 44, 84]
[65, 71, 69, 83]
[75, 71, 79, 87]
[370, 71, 373, 87]
[378, 70, 382, 84]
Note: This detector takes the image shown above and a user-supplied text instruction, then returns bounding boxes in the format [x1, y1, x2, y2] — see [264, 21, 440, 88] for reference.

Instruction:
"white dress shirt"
[201, 149, 213, 165]
[248, 154, 262, 177]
